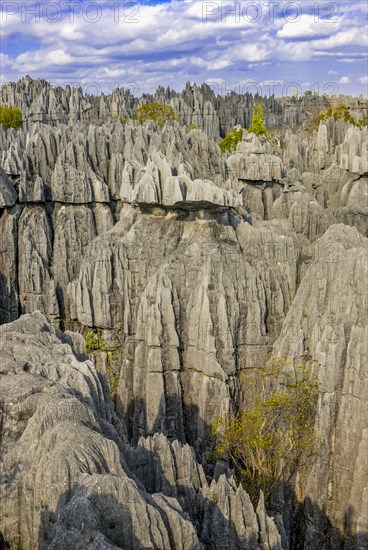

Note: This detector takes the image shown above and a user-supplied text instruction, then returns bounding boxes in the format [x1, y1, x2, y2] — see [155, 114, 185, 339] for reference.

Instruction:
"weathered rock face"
[2, 76, 367, 137]
[124, 433, 283, 549]
[228, 133, 283, 183]
[0, 78, 367, 549]
[67, 204, 303, 448]
[273, 224, 368, 549]
[0, 167, 17, 207]
[0, 312, 281, 550]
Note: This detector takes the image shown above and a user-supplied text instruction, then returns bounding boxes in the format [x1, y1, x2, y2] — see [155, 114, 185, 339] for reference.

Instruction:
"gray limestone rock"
[273, 224, 368, 548]
[0, 167, 17, 207]
[0, 312, 280, 550]
[0, 78, 367, 549]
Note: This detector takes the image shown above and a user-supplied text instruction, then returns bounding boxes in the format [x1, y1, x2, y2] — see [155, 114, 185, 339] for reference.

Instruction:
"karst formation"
[0, 76, 367, 550]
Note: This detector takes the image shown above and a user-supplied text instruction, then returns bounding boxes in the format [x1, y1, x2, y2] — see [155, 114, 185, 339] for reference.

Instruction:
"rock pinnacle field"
[0, 75, 367, 550]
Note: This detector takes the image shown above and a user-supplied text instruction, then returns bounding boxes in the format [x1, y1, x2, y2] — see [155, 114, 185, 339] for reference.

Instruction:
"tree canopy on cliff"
[0, 104, 23, 130]
[133, 102, 179, 127]
[212, 358, 319, 504]
[219, 128, 243, 153]
[249, 102, 268, 136]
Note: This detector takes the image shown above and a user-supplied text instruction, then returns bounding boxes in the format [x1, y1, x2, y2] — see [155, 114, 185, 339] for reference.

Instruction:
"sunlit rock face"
[0, 77, 367, 549]
[273, 224, 368, 548]
[0, 312, 282, 550]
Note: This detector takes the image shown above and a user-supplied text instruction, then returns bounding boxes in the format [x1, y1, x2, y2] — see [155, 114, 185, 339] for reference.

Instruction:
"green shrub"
[317, 103, 367, 128]
[219, 128, 243, 153]
[85, 328, 111, 353]
[212, 358, 319, 504]
[249, 102, 268, 136]
[133, 102, 178, 127]
[0, 104, 23, 130]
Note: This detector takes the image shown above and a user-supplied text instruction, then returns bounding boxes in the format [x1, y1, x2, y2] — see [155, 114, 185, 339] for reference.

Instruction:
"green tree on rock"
[219, 128, 243, 153]
[133, 102, 178, 127]
[211, 358, 319, 505]
[0, 104, 23, 130]
[249, 102, 268, 136]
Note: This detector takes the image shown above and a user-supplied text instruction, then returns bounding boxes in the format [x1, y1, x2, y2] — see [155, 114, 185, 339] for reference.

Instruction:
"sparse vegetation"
[219, 104, 269, 153]
[106, 364, 120, 399]
[116, 115, 130, 124]
[0, 104, 23, 130]
[219, 128, 243, 153]
[130, 102, 179, 127]
[188, 122, 198, 130]
[116, 102, 178, 127]
[84, 328, 122, 398]
[267, 128, 286, 153]
[248, 102, 268, 137]
[85, 328, 111, 353]
[211, 358, 319, 505]
[317, 103, 367, 129]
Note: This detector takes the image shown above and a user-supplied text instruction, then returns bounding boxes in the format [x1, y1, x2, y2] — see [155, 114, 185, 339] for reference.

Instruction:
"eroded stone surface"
[0, 78, 367, 549]
[0, 312, 281, 550]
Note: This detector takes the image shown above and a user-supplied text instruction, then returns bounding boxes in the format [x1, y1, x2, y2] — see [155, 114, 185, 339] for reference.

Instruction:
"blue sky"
[1, 0, 367, 96]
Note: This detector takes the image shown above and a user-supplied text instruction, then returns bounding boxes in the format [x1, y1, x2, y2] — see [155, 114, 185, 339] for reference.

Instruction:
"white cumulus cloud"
[0, 0, 366, 94]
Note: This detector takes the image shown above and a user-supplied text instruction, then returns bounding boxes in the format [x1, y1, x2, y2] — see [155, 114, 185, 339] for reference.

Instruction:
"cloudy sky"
[1, 0, 367, 96]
